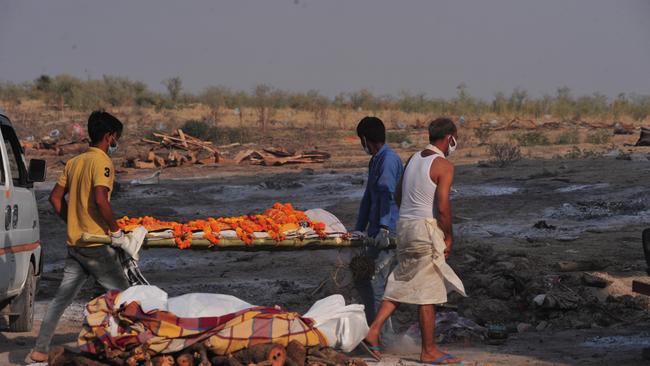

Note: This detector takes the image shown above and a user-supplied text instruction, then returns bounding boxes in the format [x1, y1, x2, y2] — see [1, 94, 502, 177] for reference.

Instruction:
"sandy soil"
[2, 140, 650, 365]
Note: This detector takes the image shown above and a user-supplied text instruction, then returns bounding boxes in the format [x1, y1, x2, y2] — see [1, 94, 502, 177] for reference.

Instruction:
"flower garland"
[117, 203, 328, 249]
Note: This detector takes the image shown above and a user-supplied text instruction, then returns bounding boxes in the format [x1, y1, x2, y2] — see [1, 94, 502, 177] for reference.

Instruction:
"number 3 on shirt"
[104, 167, 110, 177]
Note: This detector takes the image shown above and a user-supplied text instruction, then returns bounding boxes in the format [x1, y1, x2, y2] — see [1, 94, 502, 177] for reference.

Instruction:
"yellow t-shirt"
[57, 147, 115, 247]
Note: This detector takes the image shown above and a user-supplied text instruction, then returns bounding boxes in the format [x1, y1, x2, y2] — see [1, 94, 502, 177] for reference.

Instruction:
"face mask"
[362, 136, 372, 155]
[447, 136, 458, 155]
[108, 136, 119, 156]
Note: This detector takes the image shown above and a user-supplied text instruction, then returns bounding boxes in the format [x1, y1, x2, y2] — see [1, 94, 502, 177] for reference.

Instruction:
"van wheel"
[9, 264, 35, 332]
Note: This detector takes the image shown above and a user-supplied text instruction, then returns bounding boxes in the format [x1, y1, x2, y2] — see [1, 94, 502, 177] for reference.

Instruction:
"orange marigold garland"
[118, 203, 328, 249]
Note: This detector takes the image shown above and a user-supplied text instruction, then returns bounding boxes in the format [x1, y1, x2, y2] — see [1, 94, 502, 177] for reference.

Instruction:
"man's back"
[58, 147, 115, 247]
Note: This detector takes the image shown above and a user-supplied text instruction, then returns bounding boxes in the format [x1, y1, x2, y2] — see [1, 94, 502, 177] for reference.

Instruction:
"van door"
[1, 125, 39, 294]
[0, 129, 13, 297]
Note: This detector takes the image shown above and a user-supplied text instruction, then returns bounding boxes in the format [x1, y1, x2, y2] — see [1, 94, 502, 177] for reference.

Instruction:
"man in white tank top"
[360, 118, 465, 365]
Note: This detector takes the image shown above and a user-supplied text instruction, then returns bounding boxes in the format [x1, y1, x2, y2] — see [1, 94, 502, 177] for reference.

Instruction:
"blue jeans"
[34, 245, 129, 353]
[356, 246, 396, 328]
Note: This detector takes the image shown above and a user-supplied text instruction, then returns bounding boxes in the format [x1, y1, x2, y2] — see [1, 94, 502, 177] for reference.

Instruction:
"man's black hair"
[428, 117, 457, 143]
[356, 116, 386, 143]
[88, 110, 123, 144]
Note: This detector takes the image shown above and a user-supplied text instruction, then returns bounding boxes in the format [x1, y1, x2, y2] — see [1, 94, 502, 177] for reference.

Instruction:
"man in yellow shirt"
[29, 111, 130, 363]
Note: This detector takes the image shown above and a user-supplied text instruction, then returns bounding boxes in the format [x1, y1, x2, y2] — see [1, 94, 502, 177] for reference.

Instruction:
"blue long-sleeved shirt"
[355, 144, 404, 237]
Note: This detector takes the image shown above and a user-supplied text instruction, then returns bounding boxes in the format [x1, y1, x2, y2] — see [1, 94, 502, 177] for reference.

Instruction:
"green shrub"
[555, 129, 580, 145]
[488, 143, 522, 167]
[564, 146, 603, 159]
[585, 129, 612, 144]
[474, 125, 493, 145]
[512, 131, 550, 146]
[179, 119, 252, 145]
[181, 120, 215, 140]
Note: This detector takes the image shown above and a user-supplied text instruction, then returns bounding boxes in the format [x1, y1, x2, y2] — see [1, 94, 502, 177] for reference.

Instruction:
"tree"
[553, 86, 574, 121]
[34, 74, 52, 92]
[253, 84, 274, 132]
[162, 77, 183, 102]
[201, 86, 231, 125]
[508, 87, 528, 114]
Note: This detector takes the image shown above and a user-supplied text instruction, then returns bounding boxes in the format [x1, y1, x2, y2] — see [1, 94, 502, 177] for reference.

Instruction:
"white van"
[0, 111, 46, 332]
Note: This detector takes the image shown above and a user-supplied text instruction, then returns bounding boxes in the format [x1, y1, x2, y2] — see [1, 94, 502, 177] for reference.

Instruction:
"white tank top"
[399, 145, 443, 220]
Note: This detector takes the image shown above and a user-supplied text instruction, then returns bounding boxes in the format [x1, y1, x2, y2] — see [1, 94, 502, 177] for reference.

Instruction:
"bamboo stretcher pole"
[81, 233, 362, 250]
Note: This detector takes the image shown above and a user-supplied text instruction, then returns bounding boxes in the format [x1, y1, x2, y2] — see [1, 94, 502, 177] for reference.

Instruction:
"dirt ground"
[2, 135, 650, 365]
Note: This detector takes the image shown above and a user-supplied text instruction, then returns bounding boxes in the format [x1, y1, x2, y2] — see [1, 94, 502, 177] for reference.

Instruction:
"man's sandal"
[421, 353, 461, 365]
[359, 340, 382, 361]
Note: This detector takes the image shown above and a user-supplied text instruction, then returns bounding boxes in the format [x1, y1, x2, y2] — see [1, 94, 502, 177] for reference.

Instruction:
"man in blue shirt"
[353, 116, 404, 325]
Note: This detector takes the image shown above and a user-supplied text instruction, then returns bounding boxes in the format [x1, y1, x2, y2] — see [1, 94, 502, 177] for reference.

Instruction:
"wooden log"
[557, 260, 609, 272]
[152, 355, 175, 366]
[134, 160, 156, 169]
[72, 355, 112, 366]
[233, 344, 286, 366]
[176, 353, 195, 366]
[190, 343, 212, 366]
[154, 133, 216, 153]
[178, 129, 189, 148]
[311, 347, 348, 365]
[211, 355, 244, 366]
[286, 340, 306, 366]
[141, 138, 163, 145]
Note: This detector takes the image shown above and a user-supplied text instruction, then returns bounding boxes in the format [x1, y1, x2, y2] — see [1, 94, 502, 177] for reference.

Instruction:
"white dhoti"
[383, 218, 466, 305]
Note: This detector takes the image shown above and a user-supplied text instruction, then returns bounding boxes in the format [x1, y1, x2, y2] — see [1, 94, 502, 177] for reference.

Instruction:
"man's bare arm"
[433, 160, 455, 258]
[49, 184, 68, 222]
[94, 186, 120, 233]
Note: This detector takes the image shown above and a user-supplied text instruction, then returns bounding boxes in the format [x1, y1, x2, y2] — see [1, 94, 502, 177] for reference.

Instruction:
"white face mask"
[108, 135, 119, 156]
[447, 136, 458, 155]
[362, 136, 372, 155]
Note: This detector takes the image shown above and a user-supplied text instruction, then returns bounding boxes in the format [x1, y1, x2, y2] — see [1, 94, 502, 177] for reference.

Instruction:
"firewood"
[188, 150, 198, 164]
[154, 133, 215, 153]
[177, 352, 195, 366]
[71, 355, 111, 366]
[286, 340, 306, 366]
[141, 138, 162, 145]
[198, 156, 217, 165]
[190, 343, 212, 366]
[152, 355, 175, 366]
[233, 344, 286, 366]
[212, 355, 244, 366]
[134, 160, 156, 169]
[305, 358, 334, 366]
[210, 355, 230, 366]
[314, 347, 349, 365]
[126, 346, 148, 366]
[178, 129, 189, 148]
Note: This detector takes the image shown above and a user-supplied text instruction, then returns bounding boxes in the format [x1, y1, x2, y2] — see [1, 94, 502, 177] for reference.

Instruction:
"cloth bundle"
[78, 286, 368, 356]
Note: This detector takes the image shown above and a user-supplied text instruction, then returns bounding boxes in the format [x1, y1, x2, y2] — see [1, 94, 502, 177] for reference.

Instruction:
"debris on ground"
[234, 148, 331, 166]
[613, 122, 635, 135]
[127, 129, 220, 168]
[440, 245, 650, 339]
[48, 343, 367, 366]
[20, 133, 89, 156]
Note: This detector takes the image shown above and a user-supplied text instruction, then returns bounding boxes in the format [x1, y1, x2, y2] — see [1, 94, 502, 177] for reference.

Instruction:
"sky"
[0, 0, 648, 99]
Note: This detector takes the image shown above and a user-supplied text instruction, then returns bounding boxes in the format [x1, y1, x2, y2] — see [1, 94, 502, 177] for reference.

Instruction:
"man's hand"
[444, 237, 453, 259]
[351, 230, 367, 240]
[374, 227, 391, 249]
[110, 229, 128, 248]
